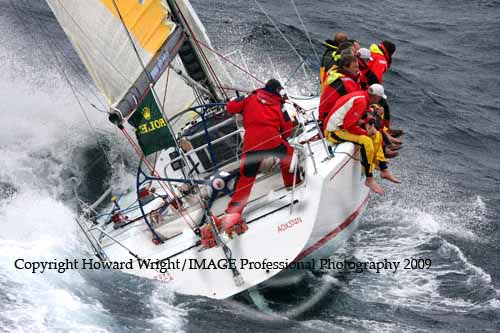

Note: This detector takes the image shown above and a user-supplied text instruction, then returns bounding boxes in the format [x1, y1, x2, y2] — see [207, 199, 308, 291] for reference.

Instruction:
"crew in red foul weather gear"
[319, 32, 348, 88]
[357, 47, 372, 90]
[225, 79, 299, 215]
[318, 54, 361, 128]
[365, 40, 396, 85]
[323, 84, 400, 194]
[362, 41, 402, 137]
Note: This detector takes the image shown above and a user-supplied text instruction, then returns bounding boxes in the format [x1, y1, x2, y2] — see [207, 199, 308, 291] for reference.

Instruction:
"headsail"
[47, 0, 233, 119]
[47, 0, 236, 155]
[45, 0, 185, 121]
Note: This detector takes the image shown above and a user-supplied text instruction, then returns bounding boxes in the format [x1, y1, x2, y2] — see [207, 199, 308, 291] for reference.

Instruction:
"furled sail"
[45, 0, 186, 121]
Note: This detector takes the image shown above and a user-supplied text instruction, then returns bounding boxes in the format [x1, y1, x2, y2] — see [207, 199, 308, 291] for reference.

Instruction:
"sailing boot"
[221, 213, 247, 238]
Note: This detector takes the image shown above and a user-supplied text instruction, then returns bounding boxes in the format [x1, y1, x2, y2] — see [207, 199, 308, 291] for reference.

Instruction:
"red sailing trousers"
[226, 142, 295, 214]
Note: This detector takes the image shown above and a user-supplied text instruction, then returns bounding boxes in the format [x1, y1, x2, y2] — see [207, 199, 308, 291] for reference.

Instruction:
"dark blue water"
[1, 0, 499, 331]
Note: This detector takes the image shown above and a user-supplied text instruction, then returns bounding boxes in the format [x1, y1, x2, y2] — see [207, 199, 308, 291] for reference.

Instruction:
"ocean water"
[1, 0, 499, 331]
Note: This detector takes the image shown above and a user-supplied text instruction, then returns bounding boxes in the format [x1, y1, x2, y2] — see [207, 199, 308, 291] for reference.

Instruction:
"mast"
[45, 0, 226, 128]
[109, 26, 186, 126]
[46, 0, 235, 157]
[165, 0, 225, 103]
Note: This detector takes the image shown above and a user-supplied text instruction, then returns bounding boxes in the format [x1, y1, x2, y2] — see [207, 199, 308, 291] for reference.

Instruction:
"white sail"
[45, 0, 188, 119]
[46, 0, 235, 125]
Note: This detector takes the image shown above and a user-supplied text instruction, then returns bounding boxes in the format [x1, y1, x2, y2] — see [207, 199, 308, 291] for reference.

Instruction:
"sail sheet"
[45, 0, 185, 118]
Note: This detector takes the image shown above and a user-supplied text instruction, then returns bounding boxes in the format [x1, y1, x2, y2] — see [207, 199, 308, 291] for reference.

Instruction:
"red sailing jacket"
[318, 69, 361, 126]
[324, 90, 370, 136]
[366, 43, 392, 84]
[226, 89, 292, 152]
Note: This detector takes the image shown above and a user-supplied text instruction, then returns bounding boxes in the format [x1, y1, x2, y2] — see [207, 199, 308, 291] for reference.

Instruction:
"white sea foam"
[0, 131, 185, 332]
[148, 286, 187, 333]
[0, 12, 185, 331]
[0, 191, 113, 332]
[342, 196, 498, 317]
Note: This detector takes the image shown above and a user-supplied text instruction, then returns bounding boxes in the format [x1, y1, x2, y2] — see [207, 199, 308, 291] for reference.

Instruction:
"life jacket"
[319, 40, 339, 88]
[332, 50, 342, 65]
[318, 69, 361, 126]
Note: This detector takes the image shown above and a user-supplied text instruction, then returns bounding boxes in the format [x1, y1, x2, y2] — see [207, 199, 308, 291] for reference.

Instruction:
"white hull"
[46, 0, 371, 300]
[87, 98, 370, 299]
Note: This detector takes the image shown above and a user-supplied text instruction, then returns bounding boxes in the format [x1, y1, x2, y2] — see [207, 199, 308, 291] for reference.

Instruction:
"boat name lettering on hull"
[277, 217, 303, 233]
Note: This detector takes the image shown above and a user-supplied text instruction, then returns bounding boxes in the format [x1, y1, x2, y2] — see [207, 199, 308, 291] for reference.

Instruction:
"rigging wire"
[12, 0, 114, 168]
[253, 0, 313, 74]
[110, 0, 150, 81]
[283, 59, 305, 87]
[110, 0, 202, 231]
[191, 38, 266, 85]
[290, 0, 321, 65]
[161, 67, 171, 109]
[268, 54, 284, 83]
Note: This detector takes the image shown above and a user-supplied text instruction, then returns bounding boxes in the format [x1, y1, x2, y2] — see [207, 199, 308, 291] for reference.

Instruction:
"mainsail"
[46, 1, 185, 119]
[46, 0, 235, 155]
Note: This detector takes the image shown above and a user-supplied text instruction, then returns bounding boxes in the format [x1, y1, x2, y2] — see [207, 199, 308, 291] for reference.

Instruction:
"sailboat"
[47, 0, 370, 300]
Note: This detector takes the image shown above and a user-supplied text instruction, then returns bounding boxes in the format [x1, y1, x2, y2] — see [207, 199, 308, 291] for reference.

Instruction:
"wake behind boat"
[47, 0, 370, 300]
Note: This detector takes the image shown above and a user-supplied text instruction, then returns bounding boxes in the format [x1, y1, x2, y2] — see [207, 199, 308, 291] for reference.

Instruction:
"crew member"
[363, 40, 403, 138]
[225, 79, 300, 215]
[323, 84, 400, 194]
[357, 47, 373, 90]
[366, 40, 396, 84]
[349, 39, 361, 55]
[320, 32, 348, 87]
[318, 54, 361, 128]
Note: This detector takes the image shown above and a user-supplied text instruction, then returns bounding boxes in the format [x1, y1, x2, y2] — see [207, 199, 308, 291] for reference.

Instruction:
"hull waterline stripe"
[294, 193, 370, 262]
